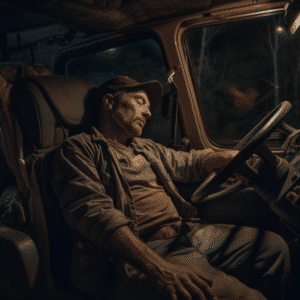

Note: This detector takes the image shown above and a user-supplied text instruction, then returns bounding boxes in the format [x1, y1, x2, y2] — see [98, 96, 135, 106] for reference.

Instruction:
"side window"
[64, 38, 180, 146]
[186, 14, 299, 145]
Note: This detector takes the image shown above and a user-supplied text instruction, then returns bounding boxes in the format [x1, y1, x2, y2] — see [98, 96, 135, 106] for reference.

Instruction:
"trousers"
[106, 223, 291, 300]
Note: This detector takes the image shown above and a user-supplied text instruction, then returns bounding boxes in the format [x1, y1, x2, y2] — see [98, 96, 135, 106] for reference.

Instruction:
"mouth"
[136, 119, 145, 127]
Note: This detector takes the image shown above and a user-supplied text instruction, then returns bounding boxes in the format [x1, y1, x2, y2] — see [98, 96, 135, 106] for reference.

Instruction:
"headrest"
[10, 75, 96, 156]
[12, 75, 96, 126]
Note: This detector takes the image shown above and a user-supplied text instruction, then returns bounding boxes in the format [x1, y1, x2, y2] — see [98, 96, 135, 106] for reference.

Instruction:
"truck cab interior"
[1, 0, 300, 299]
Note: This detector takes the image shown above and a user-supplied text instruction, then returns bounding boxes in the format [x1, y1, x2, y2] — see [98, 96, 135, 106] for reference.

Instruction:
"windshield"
[187, 13, 300, 145]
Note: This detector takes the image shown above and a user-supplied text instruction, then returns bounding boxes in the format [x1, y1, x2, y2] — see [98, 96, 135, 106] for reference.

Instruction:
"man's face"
[110, 89, 152, 139]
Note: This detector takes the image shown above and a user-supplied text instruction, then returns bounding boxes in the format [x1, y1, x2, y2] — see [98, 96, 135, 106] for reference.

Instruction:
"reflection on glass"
[187, 14, 300, 144]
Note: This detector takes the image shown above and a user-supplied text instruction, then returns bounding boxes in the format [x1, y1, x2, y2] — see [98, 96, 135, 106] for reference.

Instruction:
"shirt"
[107, 139, 182, 237]
[51, 126, 214, 293]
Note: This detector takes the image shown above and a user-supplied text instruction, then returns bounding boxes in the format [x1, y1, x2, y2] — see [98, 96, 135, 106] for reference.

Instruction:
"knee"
[261, 230, 291, 276]
[263, 231, 289, 257]
[234, 226, 289, 260]
[211, 271, 267, 300]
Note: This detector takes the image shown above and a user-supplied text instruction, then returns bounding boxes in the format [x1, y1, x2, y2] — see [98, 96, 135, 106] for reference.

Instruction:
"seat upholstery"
[10, 75, 96, 157]
[9, 75, 97, 289]
[0, 224, 39, 299]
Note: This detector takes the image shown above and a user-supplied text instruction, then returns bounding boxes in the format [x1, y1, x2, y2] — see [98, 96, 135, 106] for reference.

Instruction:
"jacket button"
[77, 241, 85, 248]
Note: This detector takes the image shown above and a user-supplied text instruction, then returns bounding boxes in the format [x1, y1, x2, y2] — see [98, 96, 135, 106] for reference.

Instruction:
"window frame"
[175, 4, 287, 151]
[53, 29, 169, 76]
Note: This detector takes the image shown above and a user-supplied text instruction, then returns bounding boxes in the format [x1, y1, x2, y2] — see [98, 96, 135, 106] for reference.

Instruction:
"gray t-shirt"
[107, 140, 182, 238]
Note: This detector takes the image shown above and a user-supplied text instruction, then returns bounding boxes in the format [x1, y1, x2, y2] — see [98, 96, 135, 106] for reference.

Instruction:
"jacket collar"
[90, 126, 144, 150]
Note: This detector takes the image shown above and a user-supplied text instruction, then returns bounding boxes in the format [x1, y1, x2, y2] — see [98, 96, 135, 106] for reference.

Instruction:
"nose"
[142, 105, 151, 120]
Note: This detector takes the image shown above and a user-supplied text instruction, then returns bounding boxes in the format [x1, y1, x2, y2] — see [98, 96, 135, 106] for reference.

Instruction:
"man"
[51, 76, 290, 300]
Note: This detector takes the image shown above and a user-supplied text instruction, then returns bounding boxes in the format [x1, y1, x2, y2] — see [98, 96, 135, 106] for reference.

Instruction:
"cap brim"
[125, 80, 163, 112]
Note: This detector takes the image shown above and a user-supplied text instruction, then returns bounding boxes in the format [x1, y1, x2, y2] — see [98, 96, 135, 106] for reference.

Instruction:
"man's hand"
[105, 226, 216, 300]
[149, 260, 216, 300]
[203, 150, 238, 176]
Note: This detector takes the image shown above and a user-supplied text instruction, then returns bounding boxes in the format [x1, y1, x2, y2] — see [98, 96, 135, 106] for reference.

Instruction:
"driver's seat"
[5, 74, 98, 298]
[10, 75, 96, 159]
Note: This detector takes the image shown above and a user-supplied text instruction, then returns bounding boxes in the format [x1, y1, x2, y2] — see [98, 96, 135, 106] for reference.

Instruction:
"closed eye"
[135, 96, 150, 109]
[135, 96, 145, 105]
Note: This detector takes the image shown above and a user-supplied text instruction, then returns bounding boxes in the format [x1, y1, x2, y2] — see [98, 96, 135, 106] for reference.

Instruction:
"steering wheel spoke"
[237, 162, 260, 184]
[255, 143, 279, 167]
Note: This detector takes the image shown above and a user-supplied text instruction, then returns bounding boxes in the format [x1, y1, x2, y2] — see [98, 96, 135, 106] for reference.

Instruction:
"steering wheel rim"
[191, 101, 292, 204]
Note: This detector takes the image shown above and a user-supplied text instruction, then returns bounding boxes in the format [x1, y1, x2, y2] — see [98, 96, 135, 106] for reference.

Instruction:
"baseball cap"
[96, 76, 163, 112]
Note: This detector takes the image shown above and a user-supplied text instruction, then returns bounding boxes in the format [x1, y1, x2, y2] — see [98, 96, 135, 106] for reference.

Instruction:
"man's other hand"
[203, 150, 238, 176]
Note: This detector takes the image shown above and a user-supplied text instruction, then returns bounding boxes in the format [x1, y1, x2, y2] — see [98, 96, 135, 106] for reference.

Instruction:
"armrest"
[0, 224, 39, 299]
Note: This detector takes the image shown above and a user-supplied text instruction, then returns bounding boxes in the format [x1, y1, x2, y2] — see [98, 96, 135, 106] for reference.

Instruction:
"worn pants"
[107, 224, 291, 300]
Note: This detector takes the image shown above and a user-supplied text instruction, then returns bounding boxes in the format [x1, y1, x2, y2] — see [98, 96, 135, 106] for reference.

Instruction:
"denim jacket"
[51, 126, 214, 293]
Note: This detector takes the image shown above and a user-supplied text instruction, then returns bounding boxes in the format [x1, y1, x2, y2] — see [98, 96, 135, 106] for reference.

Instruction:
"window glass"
[65, 39, 181, 146]
[187, 14, 299, 144]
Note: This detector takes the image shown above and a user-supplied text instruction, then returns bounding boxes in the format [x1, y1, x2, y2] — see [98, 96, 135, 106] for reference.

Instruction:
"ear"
[103, 93, 115, 111]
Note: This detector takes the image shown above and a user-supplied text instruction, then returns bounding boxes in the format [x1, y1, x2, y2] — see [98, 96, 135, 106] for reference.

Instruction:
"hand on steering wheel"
[191, 101, 292, 204]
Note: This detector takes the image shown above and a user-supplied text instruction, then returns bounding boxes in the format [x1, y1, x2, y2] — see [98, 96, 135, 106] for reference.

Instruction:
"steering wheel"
[191, 101, 292, 204]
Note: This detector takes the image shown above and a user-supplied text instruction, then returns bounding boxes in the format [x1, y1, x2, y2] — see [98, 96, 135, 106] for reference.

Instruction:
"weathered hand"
[203, 150, 238, 176]
[105, 226, 217, 300]
[148, 260, 216, 300]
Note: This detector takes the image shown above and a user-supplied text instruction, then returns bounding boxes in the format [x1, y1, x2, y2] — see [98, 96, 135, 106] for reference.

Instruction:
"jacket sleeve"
[146, 140, 215, 183]
[51, 135, 133, 250]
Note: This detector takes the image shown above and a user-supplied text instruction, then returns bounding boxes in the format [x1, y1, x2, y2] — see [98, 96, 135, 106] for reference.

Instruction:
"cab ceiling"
[0, 0, 283, 33]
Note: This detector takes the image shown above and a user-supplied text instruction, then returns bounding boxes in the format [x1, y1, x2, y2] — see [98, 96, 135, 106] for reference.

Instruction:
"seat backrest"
[9, 75, 96, 287]
[10, 75, 96, 158]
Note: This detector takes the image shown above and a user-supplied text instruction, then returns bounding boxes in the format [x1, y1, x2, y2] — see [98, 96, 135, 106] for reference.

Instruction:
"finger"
[234, 173, 248, 184]
[191, 274, 217, 299]
[181, 279, 205, 300]
[176, 283, 193, 300]
[164, 285, 178, 300]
